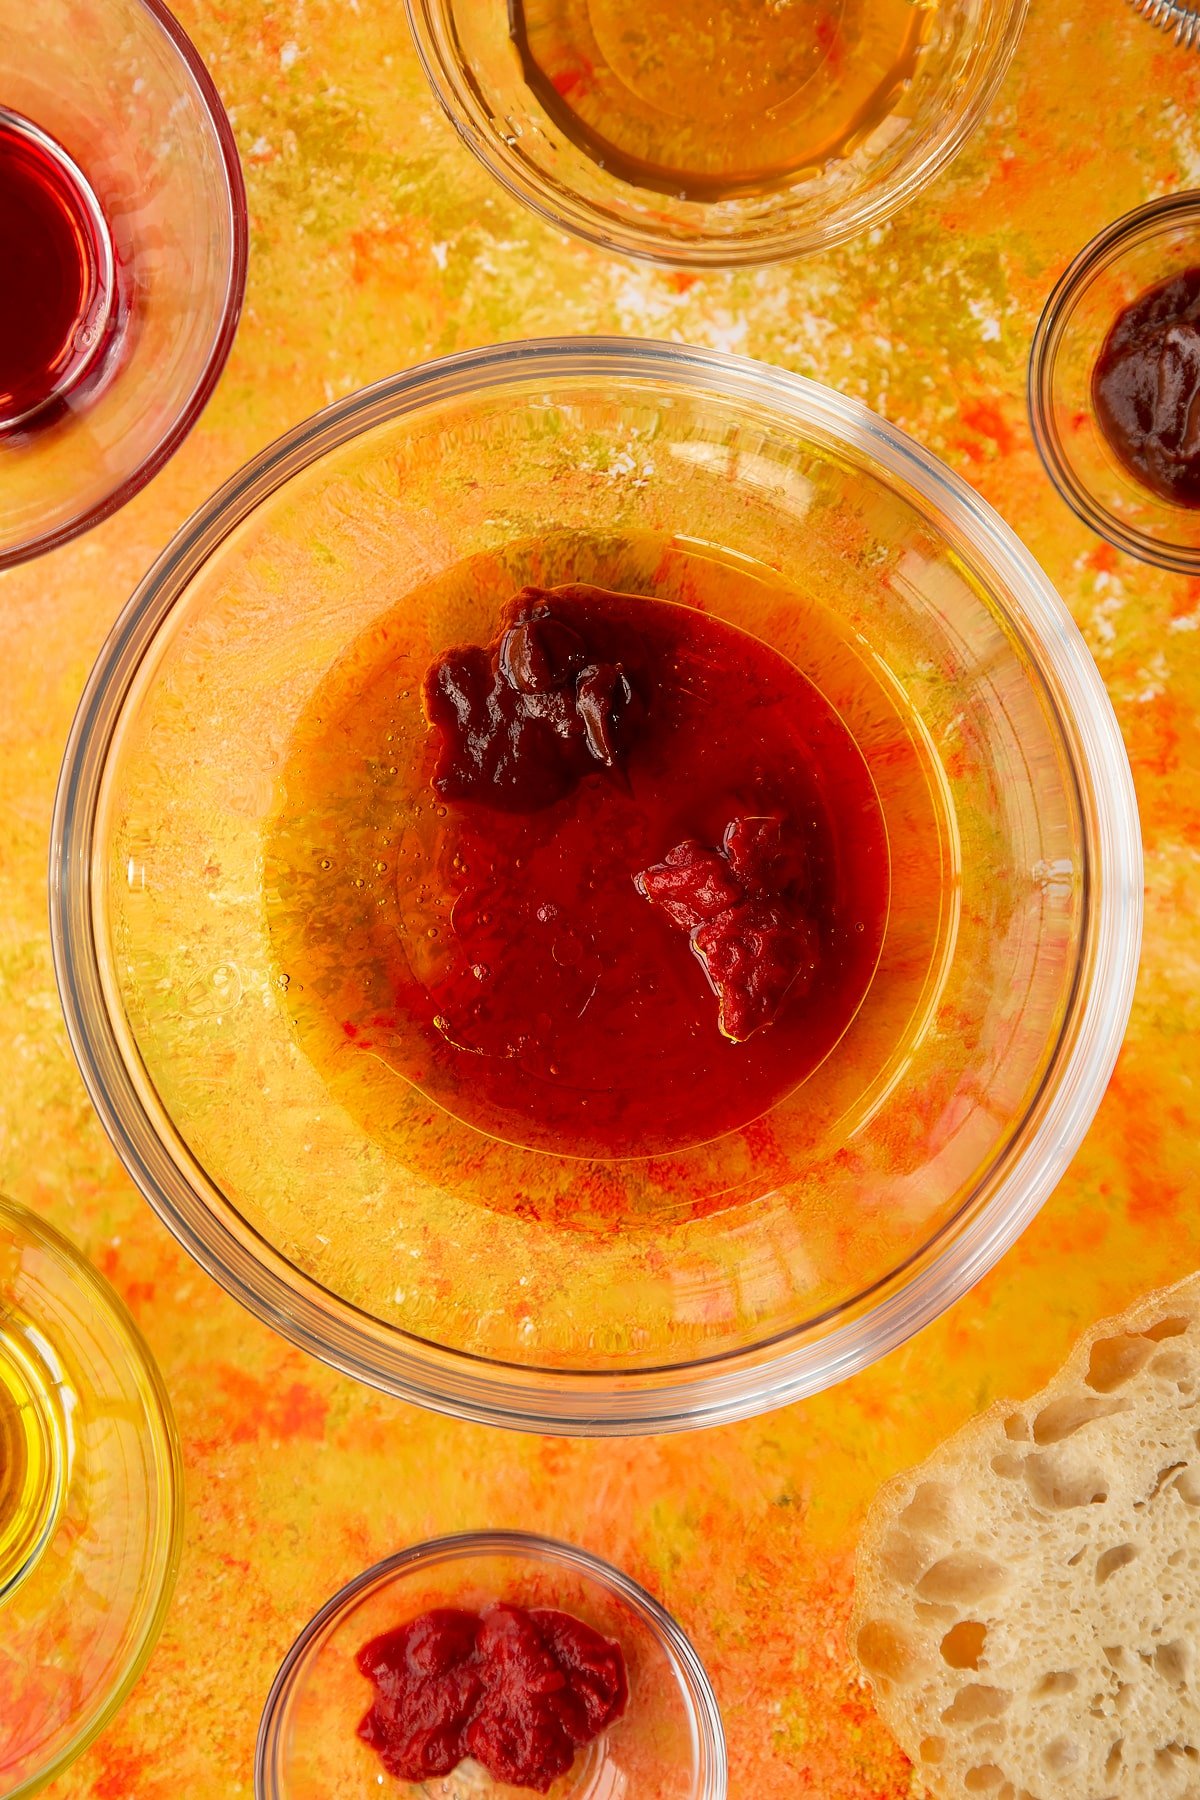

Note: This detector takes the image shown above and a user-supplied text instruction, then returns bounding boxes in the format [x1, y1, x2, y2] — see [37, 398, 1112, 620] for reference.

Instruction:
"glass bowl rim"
[253, 1527, 729, 1800]
[1027, 187, 1200, 575]
[49, 336, 1142, 1435]
[0, 0, 249, 572]
[0, 1192, 184, 1800]
[401, 0, 1029, 267]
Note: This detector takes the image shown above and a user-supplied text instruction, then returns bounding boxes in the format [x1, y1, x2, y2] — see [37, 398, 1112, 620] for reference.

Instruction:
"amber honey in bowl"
[508, 0, 932, 200]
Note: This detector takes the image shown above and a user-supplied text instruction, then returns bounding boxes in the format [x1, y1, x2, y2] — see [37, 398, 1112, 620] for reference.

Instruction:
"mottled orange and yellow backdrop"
[1, 2, 1197, 1794]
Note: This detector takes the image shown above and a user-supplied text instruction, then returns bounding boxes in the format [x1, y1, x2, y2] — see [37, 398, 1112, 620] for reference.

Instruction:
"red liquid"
[270, 585, 890, 1161]
[356, 1604, 628, 1792]
[0, 110, 114, 432]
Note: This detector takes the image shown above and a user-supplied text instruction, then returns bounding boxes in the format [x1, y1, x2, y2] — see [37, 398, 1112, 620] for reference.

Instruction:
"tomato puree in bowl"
[356, 1602, 629, 1791]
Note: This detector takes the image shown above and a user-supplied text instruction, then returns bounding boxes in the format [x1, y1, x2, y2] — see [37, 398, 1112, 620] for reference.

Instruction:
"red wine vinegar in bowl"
[0, 0, 245, 567]
[0, 110, 116, 432]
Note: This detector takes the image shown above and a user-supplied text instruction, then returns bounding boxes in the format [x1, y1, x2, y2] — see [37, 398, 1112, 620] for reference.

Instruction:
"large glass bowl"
[50, 339, 1141, 1435]
[255, 1531, 726, 1800]
[404, 0, 1026, 264]
[0, 0, 246, 568]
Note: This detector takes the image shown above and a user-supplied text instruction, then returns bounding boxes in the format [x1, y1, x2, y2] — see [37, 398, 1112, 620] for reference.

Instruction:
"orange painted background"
[1, 1, 1197, 1794]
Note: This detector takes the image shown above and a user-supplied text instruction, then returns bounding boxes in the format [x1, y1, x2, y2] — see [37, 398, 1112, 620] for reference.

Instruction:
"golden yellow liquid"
[0, 1328, 64, 1596]
[509, 0, 934, 198]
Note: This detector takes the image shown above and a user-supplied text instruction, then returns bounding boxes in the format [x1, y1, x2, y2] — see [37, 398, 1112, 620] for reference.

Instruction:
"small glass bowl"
[404, 0, 1027, 265]
[51, 339, 1142, 1435]
[0, 0, 247, 568]
[0, 1194, 182, 1798]
[255, 1531, 727, 1800]
[1028, 190, 1200, 573]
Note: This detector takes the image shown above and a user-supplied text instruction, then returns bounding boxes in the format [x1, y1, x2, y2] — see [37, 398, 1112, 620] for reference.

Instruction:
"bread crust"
[852, 1273, 1200, 1800]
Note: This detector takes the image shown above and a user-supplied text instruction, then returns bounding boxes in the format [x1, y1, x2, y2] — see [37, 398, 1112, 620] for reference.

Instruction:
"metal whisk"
[1128, 0, 1200, 47]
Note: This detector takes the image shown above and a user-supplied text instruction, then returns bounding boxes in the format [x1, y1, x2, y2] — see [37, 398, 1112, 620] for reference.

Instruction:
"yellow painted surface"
[0, 1, 1196, 1793]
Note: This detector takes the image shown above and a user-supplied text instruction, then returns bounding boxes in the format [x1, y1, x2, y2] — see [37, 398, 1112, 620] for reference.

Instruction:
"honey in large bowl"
[52, 342, 1140, 1432]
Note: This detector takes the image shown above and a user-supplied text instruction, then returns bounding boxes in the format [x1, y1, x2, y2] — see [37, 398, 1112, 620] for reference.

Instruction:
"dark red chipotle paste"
[424, 591, 644, 811]
[408, 583, 888, 1157]
[1093, 265, 1200, 507]
[356, 1603, 629, 1792]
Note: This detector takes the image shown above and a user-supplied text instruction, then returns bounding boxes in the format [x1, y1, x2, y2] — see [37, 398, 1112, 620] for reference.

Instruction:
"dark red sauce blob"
[1092, 265, 1200, 507]
[423, 587, 644, 810]
[404, 584, 888, 1157]
[356, 1603, 629, 1792]
[0, 111, 115, 433]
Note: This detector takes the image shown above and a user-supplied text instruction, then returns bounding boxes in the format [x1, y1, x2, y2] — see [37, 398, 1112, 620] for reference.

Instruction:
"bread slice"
[852, 1274, 1200, 1800]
